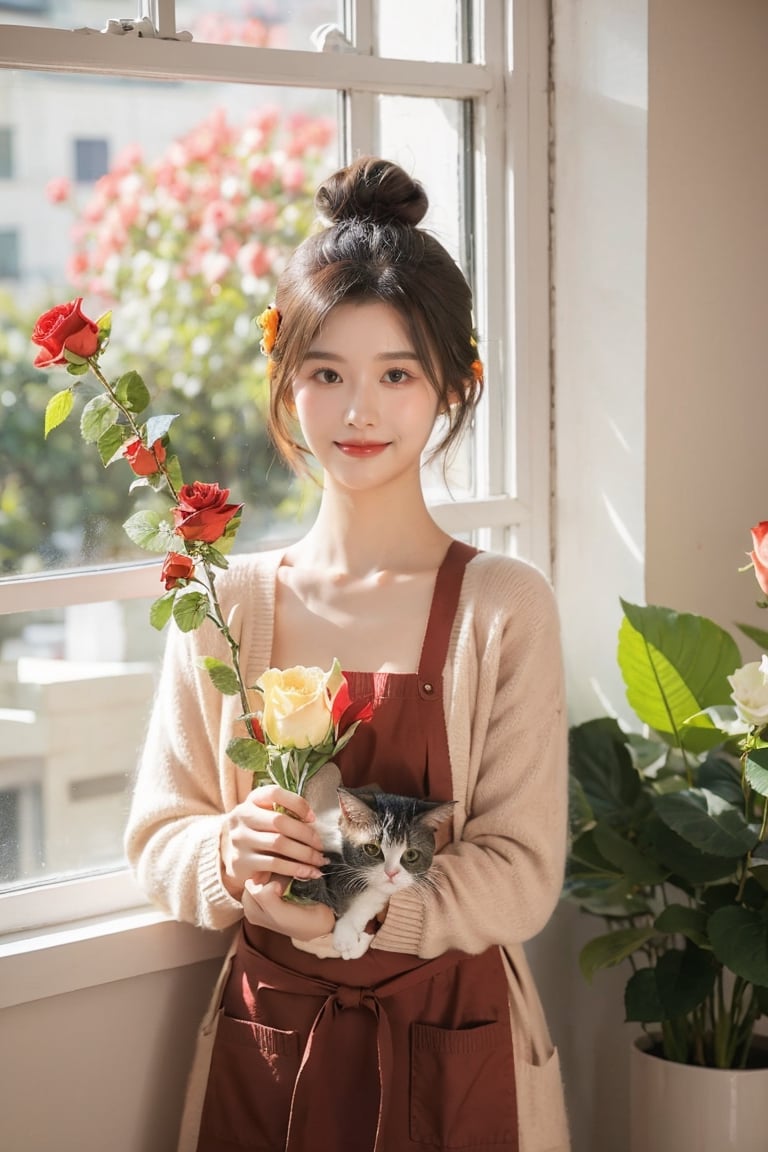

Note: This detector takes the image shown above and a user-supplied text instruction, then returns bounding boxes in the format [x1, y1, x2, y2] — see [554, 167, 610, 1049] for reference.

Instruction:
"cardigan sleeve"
[124, 614, 245, 931]
[124, 553, 278, 931]
[373, 559, 568, 958]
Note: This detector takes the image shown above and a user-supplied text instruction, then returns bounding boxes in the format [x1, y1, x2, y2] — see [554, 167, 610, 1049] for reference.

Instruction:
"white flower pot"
[630, 1034, 768, 1152]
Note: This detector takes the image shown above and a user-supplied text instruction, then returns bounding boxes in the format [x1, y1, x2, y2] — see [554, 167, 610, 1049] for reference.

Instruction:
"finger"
[248, 853, 326, 881]
[250, 784, 317, 823]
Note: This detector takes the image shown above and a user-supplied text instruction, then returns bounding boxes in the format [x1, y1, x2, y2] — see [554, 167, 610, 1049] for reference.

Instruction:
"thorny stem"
[87, 356, 254, 742]
[87, 358, 180, 502]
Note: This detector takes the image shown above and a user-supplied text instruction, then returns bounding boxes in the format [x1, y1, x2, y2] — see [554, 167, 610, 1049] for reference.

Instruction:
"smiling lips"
[335, 440, 390, 457]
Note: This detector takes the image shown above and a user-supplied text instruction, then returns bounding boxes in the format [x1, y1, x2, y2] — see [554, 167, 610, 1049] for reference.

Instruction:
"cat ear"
[417, 800, 456, 831]
[336, 787, 378, 829]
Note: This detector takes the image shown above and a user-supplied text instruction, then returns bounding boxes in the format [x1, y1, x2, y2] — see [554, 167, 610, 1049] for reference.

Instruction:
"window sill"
[0, 904, 232, 1010]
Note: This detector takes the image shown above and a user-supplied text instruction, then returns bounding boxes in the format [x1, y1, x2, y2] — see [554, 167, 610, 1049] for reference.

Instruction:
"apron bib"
[197, 541, 519, 1152]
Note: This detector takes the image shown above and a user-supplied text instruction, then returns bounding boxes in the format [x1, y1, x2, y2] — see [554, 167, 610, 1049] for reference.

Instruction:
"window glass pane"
[376, 94, 476, 501]
[0, 0, 342, 49]
[0, 127, 13, 178]
[375, 0, 468, 62]
[0, 69, 338, 577]
[0, 598, 161, 888]
[179, 0, 341, 49]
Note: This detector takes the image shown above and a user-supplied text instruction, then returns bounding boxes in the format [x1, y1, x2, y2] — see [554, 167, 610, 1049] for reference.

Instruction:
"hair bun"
[315, 156, 428, 228]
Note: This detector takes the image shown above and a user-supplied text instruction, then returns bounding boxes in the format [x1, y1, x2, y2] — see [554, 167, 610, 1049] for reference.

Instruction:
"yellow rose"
[256, 660, 344, 748]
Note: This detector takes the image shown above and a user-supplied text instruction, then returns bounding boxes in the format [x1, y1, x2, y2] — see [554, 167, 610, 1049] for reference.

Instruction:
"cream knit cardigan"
[125, 547, 571, 1152]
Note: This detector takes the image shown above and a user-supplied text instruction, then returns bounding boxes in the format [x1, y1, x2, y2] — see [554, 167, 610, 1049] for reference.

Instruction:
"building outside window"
[0, 0, 551, 933]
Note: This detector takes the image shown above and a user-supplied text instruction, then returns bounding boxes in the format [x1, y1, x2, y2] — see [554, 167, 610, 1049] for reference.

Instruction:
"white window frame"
[0, 0, 551, 997]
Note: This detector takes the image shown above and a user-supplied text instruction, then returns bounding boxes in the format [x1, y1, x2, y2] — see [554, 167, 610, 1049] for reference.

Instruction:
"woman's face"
[290, 300, 441, 494]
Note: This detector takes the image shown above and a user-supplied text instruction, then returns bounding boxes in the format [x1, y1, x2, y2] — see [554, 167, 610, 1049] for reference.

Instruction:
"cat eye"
[363, 843, 382, 858]
[402, 849, 421, 864]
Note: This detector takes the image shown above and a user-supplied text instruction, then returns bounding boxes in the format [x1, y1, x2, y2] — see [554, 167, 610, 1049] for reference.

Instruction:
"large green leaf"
[618, 601, 741, 752]
[579, 926, 656, 982]
[172, 591, 209, 632]
[639, 815, 741, 886]
[709, 905, 768, 985]
[745, 747, 768, 798]
[654, 904, 709, 948]
[569, 718, 641, 817]
[624, 946, 717, 1023]
[653, 789, 758, 858]
[593, 820, 668, 885]
[226, 736, 268, 774]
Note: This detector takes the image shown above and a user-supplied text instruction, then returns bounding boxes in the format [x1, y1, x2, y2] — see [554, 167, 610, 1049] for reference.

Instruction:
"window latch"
[310, 24, 357, 54]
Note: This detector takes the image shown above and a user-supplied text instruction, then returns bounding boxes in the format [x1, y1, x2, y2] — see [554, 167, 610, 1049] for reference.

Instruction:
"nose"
[344, 381, 378, 428]
[384, 867, 400, 882]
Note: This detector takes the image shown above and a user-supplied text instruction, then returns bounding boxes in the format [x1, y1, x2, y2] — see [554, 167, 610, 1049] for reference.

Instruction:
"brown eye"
[363, 843, 382, 858]
[403, 848, 420, 864]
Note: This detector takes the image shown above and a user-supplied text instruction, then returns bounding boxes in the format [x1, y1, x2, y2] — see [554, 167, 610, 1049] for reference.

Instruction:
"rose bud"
[123, 436, 166, 476]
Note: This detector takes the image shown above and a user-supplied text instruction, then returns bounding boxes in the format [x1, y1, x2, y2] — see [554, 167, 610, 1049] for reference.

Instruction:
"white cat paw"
[333, 922, 374, 960]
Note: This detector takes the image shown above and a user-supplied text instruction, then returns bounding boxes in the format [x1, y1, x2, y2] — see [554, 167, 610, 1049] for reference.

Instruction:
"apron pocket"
[410, 1020, 517, 1148]
[198, 1010, 301, 1151]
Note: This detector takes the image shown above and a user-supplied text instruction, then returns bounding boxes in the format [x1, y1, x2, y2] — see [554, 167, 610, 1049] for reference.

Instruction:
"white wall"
[554, 2, 768, 1150]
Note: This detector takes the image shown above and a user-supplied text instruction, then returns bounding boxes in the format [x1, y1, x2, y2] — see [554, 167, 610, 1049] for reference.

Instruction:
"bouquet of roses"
[30, 297, 369, 796]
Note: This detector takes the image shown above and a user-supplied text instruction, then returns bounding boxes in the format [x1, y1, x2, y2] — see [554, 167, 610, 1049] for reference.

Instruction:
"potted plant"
[565, 576, 768, 1150]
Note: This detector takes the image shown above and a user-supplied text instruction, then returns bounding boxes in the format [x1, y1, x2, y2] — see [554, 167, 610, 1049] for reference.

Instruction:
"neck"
[295, 481, 450, 578]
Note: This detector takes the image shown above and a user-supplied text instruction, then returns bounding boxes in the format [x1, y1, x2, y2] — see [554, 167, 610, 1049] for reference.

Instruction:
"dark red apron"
[197, 541, 518, 1152]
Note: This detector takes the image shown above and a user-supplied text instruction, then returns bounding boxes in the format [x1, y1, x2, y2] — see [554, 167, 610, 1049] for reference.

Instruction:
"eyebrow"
[303, 350, 421, 361]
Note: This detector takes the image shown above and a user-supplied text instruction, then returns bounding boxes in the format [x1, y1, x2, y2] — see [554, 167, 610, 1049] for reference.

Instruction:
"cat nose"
[385, 867, 400, 881]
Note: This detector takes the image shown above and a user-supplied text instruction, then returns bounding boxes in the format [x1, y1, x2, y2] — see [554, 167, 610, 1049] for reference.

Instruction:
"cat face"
[335, 787, 455, 897]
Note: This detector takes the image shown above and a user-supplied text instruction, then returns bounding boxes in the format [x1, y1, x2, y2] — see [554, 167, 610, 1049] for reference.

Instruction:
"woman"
[126, 155, 570, 1152]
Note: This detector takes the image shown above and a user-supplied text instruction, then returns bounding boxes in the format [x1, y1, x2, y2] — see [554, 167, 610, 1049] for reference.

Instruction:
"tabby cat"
[292, 786, 455, 960]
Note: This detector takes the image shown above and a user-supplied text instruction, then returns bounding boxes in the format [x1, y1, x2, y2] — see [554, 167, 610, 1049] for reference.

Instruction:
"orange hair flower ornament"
[256, 304, 280, 356]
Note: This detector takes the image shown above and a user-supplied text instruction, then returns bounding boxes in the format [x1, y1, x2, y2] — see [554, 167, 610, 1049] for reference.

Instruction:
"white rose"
[728, 657, 768, 727]
[257, 660, 344, 748]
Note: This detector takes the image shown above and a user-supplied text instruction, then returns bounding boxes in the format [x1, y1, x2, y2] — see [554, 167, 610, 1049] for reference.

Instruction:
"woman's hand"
[242, 876, 335, 941]
[220, 783, 329, 901]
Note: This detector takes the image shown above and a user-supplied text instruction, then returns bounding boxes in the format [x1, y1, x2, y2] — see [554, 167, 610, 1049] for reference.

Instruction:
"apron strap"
[417, 539, 478, 699]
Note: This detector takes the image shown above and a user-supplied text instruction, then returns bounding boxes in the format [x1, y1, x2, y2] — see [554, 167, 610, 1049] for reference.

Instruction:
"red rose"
[750, 522, 768, 596]
[172, 481, 243, 544]
[32, 298, 100, 368]
[123, 436, 166, 476]
[161, 551, 196, 590]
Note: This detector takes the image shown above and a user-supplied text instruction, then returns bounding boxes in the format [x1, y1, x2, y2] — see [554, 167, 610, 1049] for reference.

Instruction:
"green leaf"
[123, 510, 173, 553]
[624, 946, 717, 1023]
[197, 656, 240, 695]
[97, 423, 128, 467]
[164, 454, 184, 493]
[96, 310, 112, 338]
[593, 821, 669, 885]
[115, 370, 150, 414]
[579, 927, 656, 982]
[655, 904, 710, 948]
[735, 622, 768, 652]
[653, 789, 758, 857]
[144, 413, 178, 445]
[745, 747, 768, 798]
[618, 601, 741, 753]
[44, 389, 74, 437]
[709, 905, 768, 986]
[698, 753, 745, 807]
[172, 591, 209, 632]
[642, 815, 741, 886]
[226, 736, 268, 773]
[149, 592, 175, 631]
[568, 775, 595, 837]
[569, 718, 642, 818]
[80, 394, 118, 443]
[65, 361, 89, 377]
